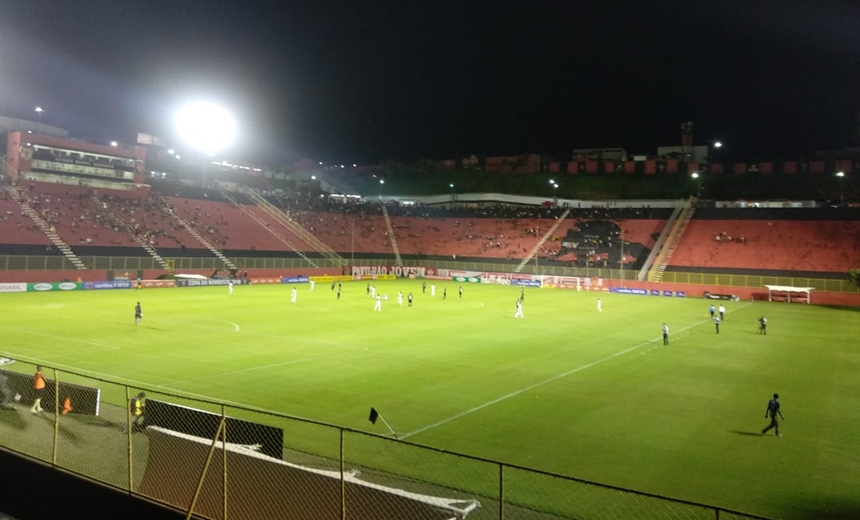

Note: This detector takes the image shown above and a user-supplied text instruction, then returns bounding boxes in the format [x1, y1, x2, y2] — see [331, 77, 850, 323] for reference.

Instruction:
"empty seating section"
[165, 197, 314, 252]
[22, 182, 136, 248]
[391, 217, 547, 259]
[668, 220, 860, 272]
[0, 194, 52, 246]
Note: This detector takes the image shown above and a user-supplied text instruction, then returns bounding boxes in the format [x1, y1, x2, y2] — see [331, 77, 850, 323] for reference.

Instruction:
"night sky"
[1, 0, 859, 165]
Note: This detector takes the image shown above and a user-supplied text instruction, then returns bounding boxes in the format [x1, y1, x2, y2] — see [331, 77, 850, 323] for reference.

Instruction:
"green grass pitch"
[1, 280, 859, 519]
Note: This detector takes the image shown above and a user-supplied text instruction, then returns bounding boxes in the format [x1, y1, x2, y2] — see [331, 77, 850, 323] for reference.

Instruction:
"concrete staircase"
[3, 185, 87, 270]
[221, 191, 319, 268]
[244, 190, 348, 267]
[156, 195, 237, 270]
[514, 208, 572, 273]
[95, 196, 172, 272]
[648, 202, 696, 282]
[380, 204, 403, 266]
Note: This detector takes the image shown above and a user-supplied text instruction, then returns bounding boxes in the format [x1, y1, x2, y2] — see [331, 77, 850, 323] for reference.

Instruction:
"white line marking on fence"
[401, 303, 751, 440]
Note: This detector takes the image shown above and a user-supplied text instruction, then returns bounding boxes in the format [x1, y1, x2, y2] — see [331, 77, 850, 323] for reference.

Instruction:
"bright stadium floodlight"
[836, 171, 845, 178]
[380, 179, 385, 185]
[34, 106, 43, 113]
[549, 179, 555, 184]
[110, 141, 118, 147]
[714, 141, 723, 148]
[691, 172, 699, 179]
[311, 175, 317, 180]
[174, 102, 236, 155]
[167, 149, 175, 155]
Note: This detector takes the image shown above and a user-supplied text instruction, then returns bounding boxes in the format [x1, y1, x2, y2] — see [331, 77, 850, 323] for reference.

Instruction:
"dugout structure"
[764, 285, 814, 304]
[140, 427, 480, 520]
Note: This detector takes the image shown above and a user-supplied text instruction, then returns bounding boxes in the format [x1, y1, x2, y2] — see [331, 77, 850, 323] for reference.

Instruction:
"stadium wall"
[614, 280, 860, 307]
[0, 268, 335, 284]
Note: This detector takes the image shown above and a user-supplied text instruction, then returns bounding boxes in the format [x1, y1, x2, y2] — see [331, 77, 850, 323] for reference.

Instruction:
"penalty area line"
[400, 302, 752, 440]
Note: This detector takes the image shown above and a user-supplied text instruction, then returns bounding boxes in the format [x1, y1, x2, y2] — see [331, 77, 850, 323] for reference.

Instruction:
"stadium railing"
[0, 253, 855, 292]
[0, 360, 775, 520]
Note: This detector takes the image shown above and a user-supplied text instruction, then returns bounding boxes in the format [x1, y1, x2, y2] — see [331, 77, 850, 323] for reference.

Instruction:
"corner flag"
[368, 407, 397, 438]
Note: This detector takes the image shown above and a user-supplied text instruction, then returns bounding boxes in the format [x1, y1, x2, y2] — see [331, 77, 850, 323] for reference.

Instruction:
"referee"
[662, 323, 669, 345]
[761, 393, 784, 437]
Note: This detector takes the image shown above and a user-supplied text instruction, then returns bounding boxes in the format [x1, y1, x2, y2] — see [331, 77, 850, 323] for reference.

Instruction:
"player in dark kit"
[331, 281, 335, 291]
[443, 288, 447, 300]
[520, 287, 525, 301]
[714, 316, 720, 334]
[759, 316, 767, 335]
[422, 282, 426, 294]
[134, 302, 142, 327]
[407, 292, 413, 307]
[337, 286, 341, 299]
[459, 286, 463, 299]
[366, 283, 370, 295]
[762, 393, 784, 437]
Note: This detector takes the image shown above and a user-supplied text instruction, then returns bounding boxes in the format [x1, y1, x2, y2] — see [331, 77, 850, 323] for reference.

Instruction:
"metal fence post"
[340, 428, 346, 520]
[52, 368, 60, 467]
[715, 508, 720, 520]
[185, 417, 226, 520]
[498, 463, 504, 520]
[127, 385, 133, 494]
[222, 404, 228, 520]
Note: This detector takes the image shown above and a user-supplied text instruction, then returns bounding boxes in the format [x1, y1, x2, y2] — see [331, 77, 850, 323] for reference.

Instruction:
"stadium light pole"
[836, 171, 845, 207]
[378, 179, 385, 201]
[34, 106, 43, 123]
[691, 172, 700, 197]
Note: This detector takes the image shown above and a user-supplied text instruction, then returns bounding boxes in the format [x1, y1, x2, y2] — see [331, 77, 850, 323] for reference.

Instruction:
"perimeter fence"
[0, 359, 774, 520]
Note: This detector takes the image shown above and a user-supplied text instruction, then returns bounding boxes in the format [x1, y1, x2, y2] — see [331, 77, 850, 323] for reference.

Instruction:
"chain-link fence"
[0, 360, 772, 520]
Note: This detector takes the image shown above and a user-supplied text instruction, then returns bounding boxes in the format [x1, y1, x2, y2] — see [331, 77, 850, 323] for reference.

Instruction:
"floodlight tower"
[175, 102, 236, 186]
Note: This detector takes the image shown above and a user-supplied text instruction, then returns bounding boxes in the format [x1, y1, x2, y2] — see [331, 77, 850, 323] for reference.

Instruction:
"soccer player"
[135, 302, 143, 327]
[662, 323, 669, 345]
[709, 304, 716, 319]
[374, 295, 382, 312]
[719, 304, 725, 320]
[431, 283, 436, 297]
[422, 281, 426, 294]
[370, 285, 376, 299]
[291, 287, 297, 304]
[520, 287, 525, 301]
[407, 292, 413, 307]
[759, 316, 767, 335]
[443, 288, 447, 300]
[514, 299, 524, 319]
[596, 298, 602, 312]
[398, 291, 403, 307]
[714, 315, 720, 334]
[459, 286, 463, 299]
[228, 280, 233, 295]
[30, 366, 46, 414]
[331, 281, 336, 291]
[310, 280, 315, 291]
[761, 393, 784, 437]
[337, 285, 342, 300]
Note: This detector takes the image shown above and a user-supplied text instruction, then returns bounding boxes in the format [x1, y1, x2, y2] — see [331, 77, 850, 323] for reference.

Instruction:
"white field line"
[161, 356, 315, 386]
[8, 329, 121, 350]
[400, 302, 752, 440]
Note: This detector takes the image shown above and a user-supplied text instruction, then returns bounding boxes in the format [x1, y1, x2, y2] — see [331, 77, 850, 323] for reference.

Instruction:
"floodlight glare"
[714, 141, 723, 148]
[691, 172, 699, 179]
[836, 171, 845, 178]
[311, 175, 317, 180]
[380, 179, 385, 184]
[175, 102, 236, 154]
[34, 106, 43, 113]
[110, 141, 118, 147]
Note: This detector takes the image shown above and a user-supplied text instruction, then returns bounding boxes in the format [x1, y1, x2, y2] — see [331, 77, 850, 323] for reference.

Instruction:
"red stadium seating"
[668, 219, 860, 273]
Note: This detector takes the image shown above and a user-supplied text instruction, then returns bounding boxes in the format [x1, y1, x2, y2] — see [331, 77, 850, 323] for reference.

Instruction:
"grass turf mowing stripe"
[401, 302, 752, 440]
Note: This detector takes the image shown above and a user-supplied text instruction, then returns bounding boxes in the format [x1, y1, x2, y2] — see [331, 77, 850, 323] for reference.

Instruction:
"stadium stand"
[667, 209, 860, 274]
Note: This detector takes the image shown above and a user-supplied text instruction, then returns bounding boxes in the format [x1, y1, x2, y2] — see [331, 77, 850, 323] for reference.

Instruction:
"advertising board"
[511, 279, 541, 288]
[84, 281, 133, 290]
[26, 282, 83, 292]
[0, 283, 27, 293]
[346, 266, 434, 278]
[250, 277, 282, 285]
[282, 276, 310, 284]
[140, 280, 176, 289]
[452, 276, 482, 283]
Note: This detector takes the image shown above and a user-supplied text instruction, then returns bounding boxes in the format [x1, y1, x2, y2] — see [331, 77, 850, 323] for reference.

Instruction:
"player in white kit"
[397, 291, 403, 307]
[431, 284, 436, 297]
[291, 287, 297, 304]
[514, 299, 524, 319]
[310, 280, 315, 291]
[228, 280, 233, 295]
[374, 295, 382, 312]
[597, 298, 602, 312]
